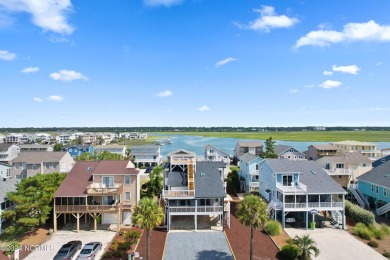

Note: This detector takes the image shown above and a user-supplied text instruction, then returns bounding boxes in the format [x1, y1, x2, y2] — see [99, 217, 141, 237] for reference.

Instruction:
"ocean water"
[151, 134, 390, 158]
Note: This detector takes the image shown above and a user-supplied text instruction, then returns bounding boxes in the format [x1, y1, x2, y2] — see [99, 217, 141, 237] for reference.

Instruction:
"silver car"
[76, 242, 102, 260]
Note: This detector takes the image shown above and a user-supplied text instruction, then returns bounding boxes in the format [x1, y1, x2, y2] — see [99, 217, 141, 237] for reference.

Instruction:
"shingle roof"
[166, 171, 186, 186]
[54, 160, 139, 197]
[264, 159, 346, 194]
[167, 149, 196, 157]
[130, 145, 159, 155]
[275, 145, 291, 155]
[319, 152, 372, 164]
[357, 160, 390, 187]
[195, 161, 225, 198]
[331, 140, 376, 146]
[19, 144, 52, 149]
[64, 145, 93, 149]
[12, 152, 68, 163]
[54, 161, 99, 197]
[236, 141, 263, 148]
[0, 144, 13, 152]
[0, 177, 18, 203]
[239, 153, 259, 163]
[310, 145, 339, 150]
[204, 144, 230, 156]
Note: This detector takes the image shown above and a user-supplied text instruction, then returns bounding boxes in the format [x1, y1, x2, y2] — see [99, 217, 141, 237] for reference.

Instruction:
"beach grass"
[158, 131, 390, 142]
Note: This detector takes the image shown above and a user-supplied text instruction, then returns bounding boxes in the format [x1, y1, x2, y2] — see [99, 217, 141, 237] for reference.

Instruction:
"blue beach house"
[238, 153, 262, 193]
[63, 145, 94, 158]
[357, 161, 390, 217]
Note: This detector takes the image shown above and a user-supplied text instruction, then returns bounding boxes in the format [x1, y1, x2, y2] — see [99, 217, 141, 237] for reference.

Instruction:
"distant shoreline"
[158, 131, 390, 142]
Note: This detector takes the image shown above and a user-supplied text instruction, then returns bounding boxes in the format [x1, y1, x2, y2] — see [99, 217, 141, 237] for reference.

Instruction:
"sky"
[1, 0, 390, 127]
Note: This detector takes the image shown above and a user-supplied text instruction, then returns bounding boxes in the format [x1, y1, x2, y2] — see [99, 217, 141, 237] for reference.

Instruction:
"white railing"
[134, 158, 161, 163]
[163, 190, 195, 198]
[169, 206, 224, 213]
[276, 182, 307, 193]
[323, 168, 351, 175]
[249, 182, 259, 187]
[170, 158, 195, 165]
[249, 170, 259, 175]
[377, 203, 390, 216]
[285, 203, 307, 209]
[282, 202, 343, 209]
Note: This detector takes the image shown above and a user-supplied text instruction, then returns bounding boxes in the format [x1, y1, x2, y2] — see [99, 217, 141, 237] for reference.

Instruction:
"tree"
[2, 173, 66, 234]
[75, 151, 124, 161]
[263, 137, 277, 158]
[227, 166, 240, 194]
[53, 143, 63, 151]
[141, 166, 163, 198]
[132, 198, 164, 260]
[288, 234, 320, 260]
[235, 194, 268, 260]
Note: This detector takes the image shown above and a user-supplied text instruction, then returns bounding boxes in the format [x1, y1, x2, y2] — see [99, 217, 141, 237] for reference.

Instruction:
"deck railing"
[276, 182, 307, 193]
[86, 183, 123, 195]
[55, 205, 119, 213]
[323, 168, 351, 175]
[169, 206, 224, 213]
[163, 190, 195, 198]
[281, 201, 343, 209]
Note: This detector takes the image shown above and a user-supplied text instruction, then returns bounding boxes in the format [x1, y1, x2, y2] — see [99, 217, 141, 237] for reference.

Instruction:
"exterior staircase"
[350, 187, 367, 208]
[356, 189, 370, 208]
[330, 210, 343, 227]
[376, 203, 390, 216]
[188, 160, 195, 191]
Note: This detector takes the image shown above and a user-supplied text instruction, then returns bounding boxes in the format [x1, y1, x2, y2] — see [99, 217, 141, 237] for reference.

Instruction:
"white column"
[195, 200, 197, 231]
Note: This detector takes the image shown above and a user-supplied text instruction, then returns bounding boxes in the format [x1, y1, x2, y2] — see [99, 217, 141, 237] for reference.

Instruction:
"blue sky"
[1, 0, 390, 127]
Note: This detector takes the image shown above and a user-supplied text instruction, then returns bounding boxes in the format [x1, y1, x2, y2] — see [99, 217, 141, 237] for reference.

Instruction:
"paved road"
[285, 228, 386, 260]
[163, 231, 234, 260]
[24, 230, 116, 260]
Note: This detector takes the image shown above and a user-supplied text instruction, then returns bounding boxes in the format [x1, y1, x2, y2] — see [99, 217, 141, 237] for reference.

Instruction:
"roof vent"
[87, 166, 93, 171]
[200, 172, 206, 177]
[310, 170, 317, 175]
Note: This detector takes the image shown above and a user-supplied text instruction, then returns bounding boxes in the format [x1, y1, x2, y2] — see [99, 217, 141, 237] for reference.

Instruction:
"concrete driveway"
[24, 230, 116, 260]
[285, 228, 386, 260]
[163, 231, 234, 260]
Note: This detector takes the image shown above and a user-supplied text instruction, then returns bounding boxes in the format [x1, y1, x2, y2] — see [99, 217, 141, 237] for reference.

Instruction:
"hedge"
[278, 244, 299, 260]
[264, 220, 282, 236]
[345, 200, 375, 226]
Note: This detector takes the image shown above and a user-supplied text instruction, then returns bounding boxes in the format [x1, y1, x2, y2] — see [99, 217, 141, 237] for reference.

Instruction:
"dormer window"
[283, 175, 293, 186]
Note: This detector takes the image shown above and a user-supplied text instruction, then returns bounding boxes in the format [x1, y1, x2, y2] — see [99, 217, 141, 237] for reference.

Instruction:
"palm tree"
[289, 234, 320, 260]
[236, 194, 268, 260]
[132, 198, 164, 260]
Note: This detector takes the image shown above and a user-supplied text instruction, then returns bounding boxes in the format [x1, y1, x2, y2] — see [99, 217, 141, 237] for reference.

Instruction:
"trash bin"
[320, 221, 325, 228]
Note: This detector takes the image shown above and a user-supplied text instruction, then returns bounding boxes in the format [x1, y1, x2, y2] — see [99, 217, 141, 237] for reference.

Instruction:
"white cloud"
[0, 0, 74, 34]
[323, 70, 333, 76]
[304, 84, 315, 88]
[295, 20, 390, 48]
[144, 0, 183, 7]
[21, 66, 39, 73]
[0, 49, 16, 61]
[197, 105, 210, 112]
[157, 90, 173, 97]
[47, 95, 64, 101]
[319, 80, 342, 89]
[289, 89, 298, 93]
[237, 6, 298, 32]
[33, 97, 42, 103]
[332, 65, 360, 75]
[215, 57, 237, 68]
[50, 70, 88, 81]
[375, 62, 383, 66]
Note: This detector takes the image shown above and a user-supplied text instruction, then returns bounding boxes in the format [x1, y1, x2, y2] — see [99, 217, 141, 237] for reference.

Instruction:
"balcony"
[168, 206, 224, 215]
[276, 182, 307, 194]
[55, 205, 119, 213]
[163, 190, 195, 198]
[86, 183, 123, 195]
[323, 168, 351, 176]
[277, 200, 343, 210]
[170, 158, 195, 165]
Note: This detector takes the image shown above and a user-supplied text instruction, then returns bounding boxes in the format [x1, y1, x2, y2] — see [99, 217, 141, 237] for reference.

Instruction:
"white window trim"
[125, 192, 131, 201]
[124, 175, 131, 185]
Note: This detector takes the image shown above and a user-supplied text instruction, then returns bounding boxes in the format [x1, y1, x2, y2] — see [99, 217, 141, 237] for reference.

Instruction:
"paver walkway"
[285, 227, 386, 260]
[163, 231, 234, 260]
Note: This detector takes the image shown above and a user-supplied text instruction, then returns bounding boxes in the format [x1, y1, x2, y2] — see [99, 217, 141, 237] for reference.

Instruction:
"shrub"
[227, 167, 240, 194]
[354, 222, 372, 240]
[309, 222, 316, 229]
[3, 240, 20, 256]
[265, 220, 282, 236]
[345, 200, 375, 226]
[279, 244, 299, 260]
[383, 251, 390, 258]
[368, 241, 379, 248]
[369, 224, 385, 240]
[123, 230, 142, 246]
[381, 224, 390, 235]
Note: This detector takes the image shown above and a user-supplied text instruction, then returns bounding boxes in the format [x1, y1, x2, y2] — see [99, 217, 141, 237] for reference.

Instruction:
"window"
[283, 175, 293, 186]
[125, 192, 131, 201]
[255, 164, 259, 171]
[376, 185, 379, 194]
[336, 163, 344, 169]
[371, 184, 374, 192]
[124, 175, 131, 185]
[384, 188, 387, 197]
[102, 176, 114, 188]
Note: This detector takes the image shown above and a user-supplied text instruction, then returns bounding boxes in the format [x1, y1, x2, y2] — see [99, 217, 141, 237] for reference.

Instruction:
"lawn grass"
[159, 131, 390, 142]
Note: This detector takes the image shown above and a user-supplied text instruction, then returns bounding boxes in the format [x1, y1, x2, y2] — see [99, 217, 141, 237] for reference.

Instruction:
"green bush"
[345, 201, 375, 226]
[354, 222, 372, 240]
[369, 224, 385, 240]
[381, 224, 390, 235]
[383, 251, 390, 258]
[265, 220, 282, 236]
[279, 244, 299, 260]
[368, 241, 379, 248]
